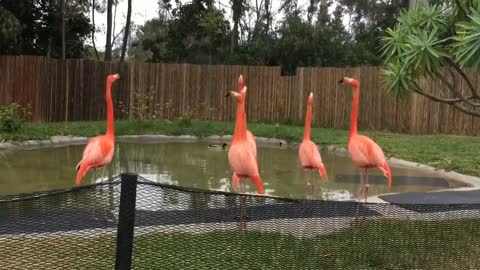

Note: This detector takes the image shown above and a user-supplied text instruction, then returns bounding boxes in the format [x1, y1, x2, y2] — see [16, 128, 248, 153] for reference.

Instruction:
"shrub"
[0, 103, 23, 133]
[176, 109, 194, 127]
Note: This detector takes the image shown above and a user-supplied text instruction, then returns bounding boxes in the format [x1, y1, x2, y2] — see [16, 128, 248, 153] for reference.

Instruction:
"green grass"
[1, 119, 479, 176]
[2, 219, 480, 269]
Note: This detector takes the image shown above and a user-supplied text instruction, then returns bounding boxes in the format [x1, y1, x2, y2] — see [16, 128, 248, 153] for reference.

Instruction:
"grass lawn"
[1, 218, 480, 269]
[0, 119, 479, 176]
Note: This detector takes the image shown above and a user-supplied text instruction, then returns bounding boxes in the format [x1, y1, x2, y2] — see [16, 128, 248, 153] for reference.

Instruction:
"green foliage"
[129, 0, 404, 73]
[0, 6, 21, 51]
[176, 109, 194, 127]
[0, 0, 92, 58]
[380, 1, 480, 101]
[0, 103, 23, 133]
[452, 8, 480, 69]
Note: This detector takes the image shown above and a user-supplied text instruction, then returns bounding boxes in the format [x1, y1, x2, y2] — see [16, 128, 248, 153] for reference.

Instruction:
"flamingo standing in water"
[226, 75, 257, 192]
[75, 74, 120, 220]
[227, 85, 264, 227]
[339, 77, 392, 208]
[299, 92, 328, 199]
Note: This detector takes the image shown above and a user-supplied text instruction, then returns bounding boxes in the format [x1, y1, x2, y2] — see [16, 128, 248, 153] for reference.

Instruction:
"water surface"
[0, 141, 467, 199]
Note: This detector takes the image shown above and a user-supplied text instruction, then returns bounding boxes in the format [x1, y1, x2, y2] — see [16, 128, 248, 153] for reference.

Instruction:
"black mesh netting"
[1, 174, 480, 270]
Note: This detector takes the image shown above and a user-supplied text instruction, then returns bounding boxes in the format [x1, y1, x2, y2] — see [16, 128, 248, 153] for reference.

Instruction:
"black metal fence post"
[115, 173, 138, 270]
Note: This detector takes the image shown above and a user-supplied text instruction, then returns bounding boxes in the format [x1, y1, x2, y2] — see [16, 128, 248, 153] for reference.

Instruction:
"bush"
[0, 103, 23, 133]
[176, 109, 194, 127]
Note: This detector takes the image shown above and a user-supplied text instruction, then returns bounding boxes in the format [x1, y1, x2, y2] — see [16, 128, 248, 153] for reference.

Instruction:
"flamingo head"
[237, 75, 244, 92]
[225, 86, 247, 104]
[307, 92, 313, 105]
[338, 77, 359, 89]
[107, 74, 120, 84]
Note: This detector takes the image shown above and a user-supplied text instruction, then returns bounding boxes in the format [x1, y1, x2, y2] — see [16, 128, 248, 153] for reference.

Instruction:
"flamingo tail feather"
[75, 160, 82, 171]
[76, 163, 90, 186]
[379, 162, 392, 188]
[318, 164, 328, 182]
[251, 175, 264, 195]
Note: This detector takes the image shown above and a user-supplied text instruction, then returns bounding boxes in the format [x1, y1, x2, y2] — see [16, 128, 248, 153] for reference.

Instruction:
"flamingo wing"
[228, 142, 258, 177]
[299, 140, 322, 167]
[77, 137, 102, 169]
[349, 135, 391, 186]
[299, 140, 328, 181]
[75, 136, 114, 185]
[349, 135, 386, 167]
[247, 130, 257, 161]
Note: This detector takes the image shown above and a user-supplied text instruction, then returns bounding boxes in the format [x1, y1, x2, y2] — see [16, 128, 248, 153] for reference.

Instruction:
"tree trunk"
[409, 0, 422, 9]
[307, 0, 318, 25]
[91, 0, 100, 60]
[104, 0, 113, 61]
[230, 0, 242, 54]
[318, 0, 329, 26]
[61, 0, 66, 59]
[120, 0, 132, 62]
[264, 0, 271, 31]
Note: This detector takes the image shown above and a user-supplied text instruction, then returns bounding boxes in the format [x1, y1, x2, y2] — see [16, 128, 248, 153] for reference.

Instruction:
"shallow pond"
[0, 141, 468, 199]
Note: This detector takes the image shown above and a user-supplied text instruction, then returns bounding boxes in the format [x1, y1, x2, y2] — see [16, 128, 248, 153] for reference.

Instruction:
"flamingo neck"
[233, 101, 247, 141]
[106, 81, 115, 137]
[303, 104, 312, 141]
[349, 86, 359, 143]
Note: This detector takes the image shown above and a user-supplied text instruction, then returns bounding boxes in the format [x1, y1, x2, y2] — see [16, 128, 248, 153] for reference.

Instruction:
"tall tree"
[0, 6, 21, 53]
[61, 0, 66, 59]
[120, 0, 132, 61]
[90, 0, 100, 60]
[307, 0, 319, 24]
[1, 0, 91, 58]
[104, 0, 113, 61]
[230, 0, 243, 53]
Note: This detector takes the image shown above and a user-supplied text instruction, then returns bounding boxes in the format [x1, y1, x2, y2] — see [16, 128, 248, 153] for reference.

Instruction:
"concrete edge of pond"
[1, 134, 479, 203]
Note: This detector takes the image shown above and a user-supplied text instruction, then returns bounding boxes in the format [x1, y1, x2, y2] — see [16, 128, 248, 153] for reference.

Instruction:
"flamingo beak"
[113, 74, 120, 79]
[338, 78, 344, 84]
[227, 91, 239, 98]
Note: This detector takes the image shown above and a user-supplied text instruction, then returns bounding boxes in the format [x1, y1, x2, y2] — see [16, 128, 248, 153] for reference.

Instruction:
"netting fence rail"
[0, 173, 479, 269]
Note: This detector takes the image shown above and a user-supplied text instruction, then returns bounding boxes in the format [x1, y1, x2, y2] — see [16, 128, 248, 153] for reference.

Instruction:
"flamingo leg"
[355, 170, 365, 223]
[100, 167, 114, 222]
[311, 169, 316, 199]
[92, 169, 98, 220]
[305, 169, 312, 199]
[364, 169, 369, 204]
[239, 178, 247, 229]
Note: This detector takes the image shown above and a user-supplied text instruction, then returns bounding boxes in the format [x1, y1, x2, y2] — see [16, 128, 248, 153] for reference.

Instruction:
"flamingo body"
[76, 135, 114, 185]
[228, 142, 259, 178]
[349, 135, 392, 187]
[299, 139, 328, 179]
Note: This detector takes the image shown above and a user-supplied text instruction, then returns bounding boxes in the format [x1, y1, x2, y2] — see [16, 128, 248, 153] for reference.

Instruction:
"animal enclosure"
[1, 174, 480, 269]
[1, 55, 479, 135]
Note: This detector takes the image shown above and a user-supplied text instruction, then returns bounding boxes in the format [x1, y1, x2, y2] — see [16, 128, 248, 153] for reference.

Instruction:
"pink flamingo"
[339, 77, 392, 207]
[226, 75, 257, 192]
[227, 85, 264, 228]
[299, 92, 328, 199]
[75, 74, 120, 222]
